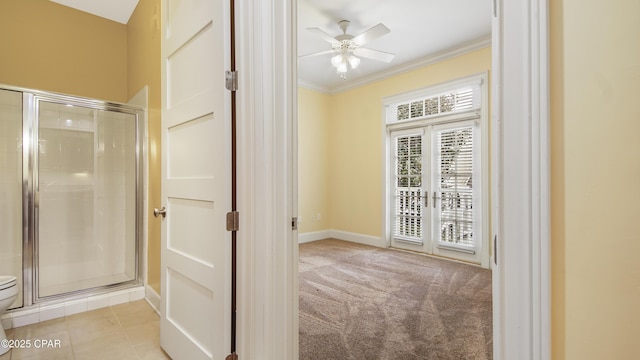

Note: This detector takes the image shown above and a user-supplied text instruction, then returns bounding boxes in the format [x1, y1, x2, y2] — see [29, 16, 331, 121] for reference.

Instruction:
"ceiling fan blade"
[298, 49, 336, 59]
[351, 23, 390, 46]
[307, 27, 340, 45]
[353, 47, 395, 63]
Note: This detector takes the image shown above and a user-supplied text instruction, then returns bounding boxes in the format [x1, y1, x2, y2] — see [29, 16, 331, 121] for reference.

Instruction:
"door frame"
[234, 0, 299, 358]
[234, 0, 550, 359]
[383, 72, 490, 268]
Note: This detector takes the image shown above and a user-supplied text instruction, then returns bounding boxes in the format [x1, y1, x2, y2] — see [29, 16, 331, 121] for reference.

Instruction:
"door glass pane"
[437, 126, 474, 248]
[393, 134, 423, 242]
[37, 101, 137, 298]
[0, 89, 23, 308]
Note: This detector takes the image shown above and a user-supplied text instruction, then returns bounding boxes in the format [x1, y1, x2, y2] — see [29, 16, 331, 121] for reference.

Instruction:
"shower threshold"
[39, 273, 135, 299]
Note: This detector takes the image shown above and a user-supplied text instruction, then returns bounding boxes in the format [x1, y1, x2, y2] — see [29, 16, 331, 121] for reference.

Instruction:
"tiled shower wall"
[0, 89, 23, 308]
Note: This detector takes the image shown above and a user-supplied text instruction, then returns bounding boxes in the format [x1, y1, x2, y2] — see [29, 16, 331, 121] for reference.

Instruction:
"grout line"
[5, 300, 162, 360]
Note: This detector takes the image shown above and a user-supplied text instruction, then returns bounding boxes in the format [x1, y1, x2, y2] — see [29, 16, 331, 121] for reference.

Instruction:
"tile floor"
[0, 300, 170, 360]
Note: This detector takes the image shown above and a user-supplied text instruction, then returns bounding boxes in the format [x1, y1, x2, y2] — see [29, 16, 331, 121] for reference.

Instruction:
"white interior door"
[159, 0, 231, 359]
[390, 120, 483, 265]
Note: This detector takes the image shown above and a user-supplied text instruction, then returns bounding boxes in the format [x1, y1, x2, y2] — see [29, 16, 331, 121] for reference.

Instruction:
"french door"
[390, 120, 483, 265]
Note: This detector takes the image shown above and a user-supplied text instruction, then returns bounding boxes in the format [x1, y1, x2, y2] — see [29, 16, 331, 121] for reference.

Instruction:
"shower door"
[34, 96, 141, 299]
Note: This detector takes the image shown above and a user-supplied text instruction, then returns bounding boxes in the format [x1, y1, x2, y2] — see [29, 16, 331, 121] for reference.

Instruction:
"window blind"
[437, 126, 474, 247]
[393, 134, 423, 241]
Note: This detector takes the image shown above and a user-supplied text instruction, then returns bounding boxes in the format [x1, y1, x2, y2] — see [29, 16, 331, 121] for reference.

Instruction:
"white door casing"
[491, 0, 551, 359]
[234, 0, 299, 358]
[159, 0, 231, 359]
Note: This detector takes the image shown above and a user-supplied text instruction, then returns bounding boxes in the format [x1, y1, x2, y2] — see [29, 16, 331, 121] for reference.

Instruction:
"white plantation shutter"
[393, 133, 423, 242]
[390, 85, 480, 122]
[436, 125, 475, 248]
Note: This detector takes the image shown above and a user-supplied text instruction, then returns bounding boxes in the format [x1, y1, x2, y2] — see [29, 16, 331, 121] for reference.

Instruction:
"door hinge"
[225, 70, 238, 91]
[292, 217, 298, 231]
[225, 353, 238, 360]
[226, 211, 239, 232]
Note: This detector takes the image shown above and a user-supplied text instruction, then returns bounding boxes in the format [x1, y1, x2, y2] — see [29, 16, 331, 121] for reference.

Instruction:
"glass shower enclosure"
[0, 85, 143, 308]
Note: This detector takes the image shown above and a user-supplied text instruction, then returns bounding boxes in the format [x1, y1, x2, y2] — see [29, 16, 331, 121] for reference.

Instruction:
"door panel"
[160, 0, 230, 359]
[390, 129, 429, 253]
[431, 122, 481, 263]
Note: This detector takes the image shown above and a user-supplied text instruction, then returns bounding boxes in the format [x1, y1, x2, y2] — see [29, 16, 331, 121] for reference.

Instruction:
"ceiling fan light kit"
[331, 50, 360, 79]
[303, 19, 395, 80]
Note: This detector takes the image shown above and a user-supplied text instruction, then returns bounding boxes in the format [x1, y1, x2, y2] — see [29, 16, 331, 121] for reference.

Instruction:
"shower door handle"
[154, 207, 167, 218]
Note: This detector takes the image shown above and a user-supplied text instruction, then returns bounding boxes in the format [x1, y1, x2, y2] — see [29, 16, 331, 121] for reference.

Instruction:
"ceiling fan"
[301, 20, 395, 79]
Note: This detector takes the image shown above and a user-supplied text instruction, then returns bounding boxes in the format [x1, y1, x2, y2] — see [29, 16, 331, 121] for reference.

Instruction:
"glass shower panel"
[0, 89, 23, 309]
[37, 101, 137, 298]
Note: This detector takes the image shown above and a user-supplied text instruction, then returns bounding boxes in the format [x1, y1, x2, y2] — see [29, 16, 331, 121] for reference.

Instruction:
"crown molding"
[298, 35, 491, 95]
[297, 79, 331, 93]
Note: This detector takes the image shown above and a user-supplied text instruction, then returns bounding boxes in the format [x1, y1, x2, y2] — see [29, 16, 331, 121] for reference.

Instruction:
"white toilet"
[0, 276, 18, 355]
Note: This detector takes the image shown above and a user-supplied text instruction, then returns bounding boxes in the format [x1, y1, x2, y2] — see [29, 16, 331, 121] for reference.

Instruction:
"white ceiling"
[50, 0, 139, 24]
[298, 0, 492, 92]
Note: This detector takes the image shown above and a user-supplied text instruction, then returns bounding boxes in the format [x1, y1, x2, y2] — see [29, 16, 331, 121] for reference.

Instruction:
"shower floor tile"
[0, 300, 170, 360]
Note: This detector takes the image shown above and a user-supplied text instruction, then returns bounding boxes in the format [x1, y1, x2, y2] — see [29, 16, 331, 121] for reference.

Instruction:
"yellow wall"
[551, 0, 640, 359]
[298, 87, 332, 233]
[0, 0, 128, 102]
[127, 0, 162, 294]
[328, 48, 491, 237]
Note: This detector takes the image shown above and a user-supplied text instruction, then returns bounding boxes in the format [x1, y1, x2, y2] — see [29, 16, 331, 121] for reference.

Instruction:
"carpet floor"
[299, 239, 492, 360]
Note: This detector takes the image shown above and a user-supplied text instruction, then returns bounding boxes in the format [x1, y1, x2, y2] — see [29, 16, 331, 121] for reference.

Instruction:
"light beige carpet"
[299, 239, 492, 360]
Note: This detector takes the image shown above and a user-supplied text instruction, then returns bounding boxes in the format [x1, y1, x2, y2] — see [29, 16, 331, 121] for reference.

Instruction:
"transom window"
[388, 82, 481, 123]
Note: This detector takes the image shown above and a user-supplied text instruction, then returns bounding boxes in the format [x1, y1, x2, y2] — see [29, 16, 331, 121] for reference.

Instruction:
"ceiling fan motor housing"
[338, 20, 350, 33]
[335, 20, 356, 48]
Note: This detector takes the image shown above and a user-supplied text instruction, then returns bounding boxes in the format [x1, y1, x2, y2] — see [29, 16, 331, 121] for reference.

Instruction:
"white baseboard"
[298, 229, 385, 248]
[298, 230, 331, 244]
[145, 285, 161, 315]
[329, 230, 385, 248]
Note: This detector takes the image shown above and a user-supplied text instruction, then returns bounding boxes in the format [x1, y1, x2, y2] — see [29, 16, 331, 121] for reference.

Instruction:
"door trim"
[235, 0, 298, 358]
[491, 0, 551, 358]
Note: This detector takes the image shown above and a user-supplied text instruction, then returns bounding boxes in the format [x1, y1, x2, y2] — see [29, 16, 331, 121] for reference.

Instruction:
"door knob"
[154, 206, 167, 218]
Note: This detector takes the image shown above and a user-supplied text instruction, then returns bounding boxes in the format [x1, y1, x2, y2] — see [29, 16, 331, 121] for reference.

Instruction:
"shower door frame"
[16, 86, 145, 306]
